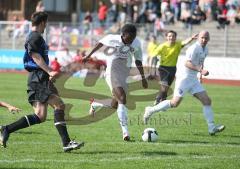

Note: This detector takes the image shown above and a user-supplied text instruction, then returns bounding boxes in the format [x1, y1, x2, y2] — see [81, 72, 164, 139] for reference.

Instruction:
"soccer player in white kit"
[143, 31, 225, 135]
[84, 24, 148, 141]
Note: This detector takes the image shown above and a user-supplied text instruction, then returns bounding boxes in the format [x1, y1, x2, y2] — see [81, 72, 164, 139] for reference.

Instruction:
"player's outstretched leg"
[0, 114, 41, 148]
[143, 100, 171, 124]
[0, 126, 9, 148]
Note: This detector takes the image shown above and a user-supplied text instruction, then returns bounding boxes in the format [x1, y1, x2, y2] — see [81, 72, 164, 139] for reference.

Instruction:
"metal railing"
[0, 21, 239, 57]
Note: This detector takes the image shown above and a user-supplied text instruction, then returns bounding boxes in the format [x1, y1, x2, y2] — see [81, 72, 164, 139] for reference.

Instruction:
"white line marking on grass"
[10, 141, 240, 148]
[0, 155, 240, 164]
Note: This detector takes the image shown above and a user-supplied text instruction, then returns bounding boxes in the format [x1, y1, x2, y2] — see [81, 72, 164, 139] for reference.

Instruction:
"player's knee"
[56, 103, 65, 111]
[34, 110, 47, 122]
[203, 97, 211, 105]
[36, 113, 46, 122]
[118, 95, 126, 104]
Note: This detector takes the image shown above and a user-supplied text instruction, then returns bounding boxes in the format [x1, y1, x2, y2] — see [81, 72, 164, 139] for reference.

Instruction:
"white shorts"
[173, 77, 205, 97]
[105, 58, 129, 93]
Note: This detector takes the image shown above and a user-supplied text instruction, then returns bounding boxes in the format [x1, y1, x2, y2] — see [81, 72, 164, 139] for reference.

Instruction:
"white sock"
[148, 100, 171, 115]
[92, 101, 105, 108]
[203, 105, 215, 130]
[117, 104, 128, 135]
[92, 100, 112, 109]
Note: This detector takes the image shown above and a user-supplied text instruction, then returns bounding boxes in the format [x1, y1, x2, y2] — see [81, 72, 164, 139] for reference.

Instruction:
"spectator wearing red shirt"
[73, 49, 84, 63]
[51, 57, 61, 72]
[98, 1, 108, 27]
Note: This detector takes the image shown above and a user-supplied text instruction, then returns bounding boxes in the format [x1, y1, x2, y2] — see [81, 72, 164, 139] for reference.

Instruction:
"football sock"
[6, 114, 41, 133]
[117, 104, 128, 134]
[92, 101, 105, 108]
[203, 105, 215, 130]
[54, 109, 71, 146]
[92, 100, 111, 108]
[148, 100, 171, 114]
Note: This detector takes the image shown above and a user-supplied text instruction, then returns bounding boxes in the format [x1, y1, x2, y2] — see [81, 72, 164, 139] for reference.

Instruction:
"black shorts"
[27, 70, 58, 105]
[158, 66, 176, 86]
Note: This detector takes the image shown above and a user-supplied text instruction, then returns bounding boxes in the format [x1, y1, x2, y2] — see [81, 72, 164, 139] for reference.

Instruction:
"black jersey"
[23, 31, 49, 71]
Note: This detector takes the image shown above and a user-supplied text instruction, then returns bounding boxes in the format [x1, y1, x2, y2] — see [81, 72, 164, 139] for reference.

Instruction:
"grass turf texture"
[0, 73, 240, 169]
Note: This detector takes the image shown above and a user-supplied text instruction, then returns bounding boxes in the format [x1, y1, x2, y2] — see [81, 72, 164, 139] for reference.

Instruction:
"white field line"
[0, 155, 240, 164]
[10, 141, 240, 148]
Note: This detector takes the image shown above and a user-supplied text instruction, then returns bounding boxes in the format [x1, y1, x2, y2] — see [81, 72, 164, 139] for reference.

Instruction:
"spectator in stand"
[36, 1, 45, 12]
[217, 0, 227, 10]
[109, 0, 119, 23]
[180, 4, 192, 28]
[227, 5, 238, 26]
[191, 5, 206, 24]
[98, 1, 108, 28]
[235, 7, 240, 24]
[216, 5, 230, 29]
[154, 13, 165, 37]
[119, 0, 128, 24]
[171, 0, 181, 21]
[50, 57, 61, 72]
[161, 0, 170, 16]
[162, 3, 175, 24]
[73, 49, 84, 63]
[83, 11, 93, 34]
[6, 15, 19, 38]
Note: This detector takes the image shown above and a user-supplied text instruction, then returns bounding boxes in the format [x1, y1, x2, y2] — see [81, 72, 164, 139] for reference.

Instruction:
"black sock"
[156, 91, 167, 102]
[54, 109, 71, 146]
[6, 114, 41, 133]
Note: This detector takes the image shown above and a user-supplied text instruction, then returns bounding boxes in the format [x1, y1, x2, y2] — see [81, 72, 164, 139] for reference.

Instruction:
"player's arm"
[83, 43, 103, 62]
[181, 33, 198, 47]
[31, 53, 58, 78]
[185, 60, 209, 76]
[0, 101, 21, 113]
[151, 44, 162, 58]
[135, 60, 148, 88]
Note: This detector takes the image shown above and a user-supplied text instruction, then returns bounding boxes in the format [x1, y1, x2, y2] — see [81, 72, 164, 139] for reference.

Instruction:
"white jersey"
[182, 41, 208, 79]
[99, 34, 142, 92]
[99, 34, 142, 75]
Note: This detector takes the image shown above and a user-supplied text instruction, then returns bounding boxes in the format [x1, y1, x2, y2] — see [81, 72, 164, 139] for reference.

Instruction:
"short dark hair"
[165, 30, 177, 37]
[31, 11, 48, 26]
[121, 24, 137, 35]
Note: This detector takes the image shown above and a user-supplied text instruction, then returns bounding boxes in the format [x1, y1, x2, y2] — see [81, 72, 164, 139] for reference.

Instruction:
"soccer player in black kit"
[0, 11, 84, 152]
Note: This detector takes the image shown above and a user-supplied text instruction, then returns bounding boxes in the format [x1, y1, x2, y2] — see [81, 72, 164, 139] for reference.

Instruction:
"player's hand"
[192, 33, 199, 39]
[8, 106, 21, 114]
[49, 71, 59, 82]
[82, 56, 90, 63]
[200, 69, 209, 76]
[142, 78, 148, 89]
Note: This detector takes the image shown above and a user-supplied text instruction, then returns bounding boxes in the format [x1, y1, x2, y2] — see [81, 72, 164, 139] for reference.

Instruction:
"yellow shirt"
[147, 41, 158, 58]
[153, 41, 182, 66]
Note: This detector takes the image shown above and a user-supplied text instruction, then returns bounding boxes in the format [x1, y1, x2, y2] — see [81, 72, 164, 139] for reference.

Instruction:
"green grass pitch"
[0, 73, 240, 169]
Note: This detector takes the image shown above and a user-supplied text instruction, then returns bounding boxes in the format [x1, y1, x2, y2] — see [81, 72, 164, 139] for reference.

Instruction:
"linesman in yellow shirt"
[153, 30, 198, 105]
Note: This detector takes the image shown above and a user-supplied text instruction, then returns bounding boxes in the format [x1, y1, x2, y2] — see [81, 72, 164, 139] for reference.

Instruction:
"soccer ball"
[142, 128, 159, 142]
